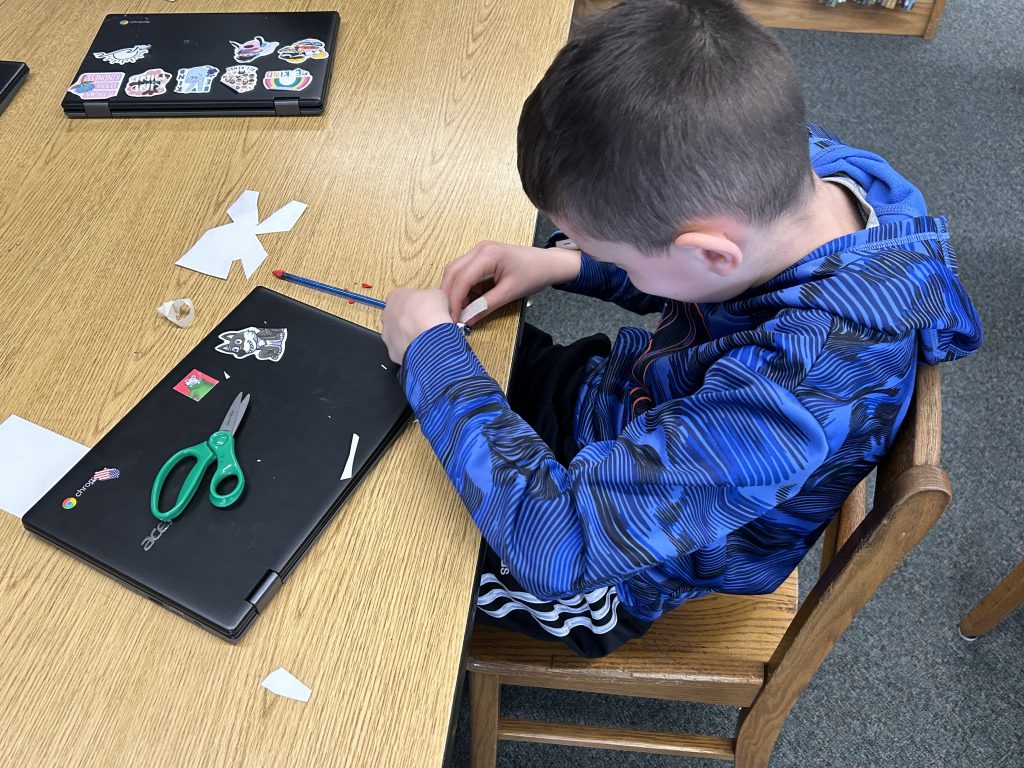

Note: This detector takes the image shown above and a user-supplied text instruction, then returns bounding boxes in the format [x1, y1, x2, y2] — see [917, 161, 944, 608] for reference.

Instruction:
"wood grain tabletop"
[0, 1, 571, 765]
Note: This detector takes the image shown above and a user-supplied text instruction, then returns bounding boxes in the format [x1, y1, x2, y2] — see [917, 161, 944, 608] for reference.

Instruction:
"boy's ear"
[673, 231, 743, 276]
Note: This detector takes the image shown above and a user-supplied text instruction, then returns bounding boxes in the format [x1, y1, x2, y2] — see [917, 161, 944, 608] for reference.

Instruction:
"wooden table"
[0, 2, 571, 765]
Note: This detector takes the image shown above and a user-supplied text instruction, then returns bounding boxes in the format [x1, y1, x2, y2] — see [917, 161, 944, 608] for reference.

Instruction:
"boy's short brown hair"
[518, 0, 813, 252]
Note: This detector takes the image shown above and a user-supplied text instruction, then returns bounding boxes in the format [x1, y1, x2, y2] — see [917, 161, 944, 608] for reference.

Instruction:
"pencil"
[272, 269, 386, 309]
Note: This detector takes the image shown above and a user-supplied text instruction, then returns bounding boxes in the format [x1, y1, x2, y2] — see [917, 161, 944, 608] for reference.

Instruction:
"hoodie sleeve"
[545, 233, 665, 315]
[401, 323, 829, 599]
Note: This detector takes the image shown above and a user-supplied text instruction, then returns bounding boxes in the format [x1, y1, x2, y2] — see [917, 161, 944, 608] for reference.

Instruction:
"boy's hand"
[440, 241, 582, 326]
[380, 288, 453, 364]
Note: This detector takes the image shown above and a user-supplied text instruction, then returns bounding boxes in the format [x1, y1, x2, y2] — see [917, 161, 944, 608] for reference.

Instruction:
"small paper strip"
[261, 668, 311, 703]
[341, 433, 360, 480]
[459, 296, 488, 325]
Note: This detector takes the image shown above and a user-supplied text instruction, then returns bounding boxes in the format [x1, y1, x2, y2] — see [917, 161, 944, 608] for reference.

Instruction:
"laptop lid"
[0, 61, 29, 115]
[62, 12, 339, 118]
[23, 287, 410, 641]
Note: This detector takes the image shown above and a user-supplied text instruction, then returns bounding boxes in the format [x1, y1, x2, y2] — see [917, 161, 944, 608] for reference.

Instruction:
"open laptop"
[23, 287, 410, 641]
[62, 12, 340, 117]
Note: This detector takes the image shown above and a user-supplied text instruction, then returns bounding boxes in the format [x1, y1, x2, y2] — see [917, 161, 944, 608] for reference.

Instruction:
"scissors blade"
[219, 392, 250, 435]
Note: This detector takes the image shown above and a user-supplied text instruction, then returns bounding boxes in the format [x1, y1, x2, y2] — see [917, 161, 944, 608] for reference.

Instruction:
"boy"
[380, 0, 982, 657]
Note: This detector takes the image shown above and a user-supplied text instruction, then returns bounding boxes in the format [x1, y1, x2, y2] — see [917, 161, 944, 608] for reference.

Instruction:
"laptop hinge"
[83, 101, 112, 118]
[246, 570, 282, 613]
[273, 98, 301, 117]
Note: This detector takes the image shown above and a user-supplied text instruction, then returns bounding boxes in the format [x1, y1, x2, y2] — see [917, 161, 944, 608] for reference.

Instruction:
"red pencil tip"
[272, 269, 285, 278]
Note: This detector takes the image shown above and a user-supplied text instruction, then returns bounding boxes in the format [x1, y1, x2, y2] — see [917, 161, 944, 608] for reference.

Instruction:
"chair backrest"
[736, 364, 950, 754]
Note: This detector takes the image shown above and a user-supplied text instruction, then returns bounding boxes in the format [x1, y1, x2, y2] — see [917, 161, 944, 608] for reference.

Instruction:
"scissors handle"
[149, 431, 245, 521]
[205, 431, 245, 509]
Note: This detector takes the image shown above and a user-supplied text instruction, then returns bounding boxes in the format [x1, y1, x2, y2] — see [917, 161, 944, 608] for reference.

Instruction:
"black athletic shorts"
[472, 323, 653, 659]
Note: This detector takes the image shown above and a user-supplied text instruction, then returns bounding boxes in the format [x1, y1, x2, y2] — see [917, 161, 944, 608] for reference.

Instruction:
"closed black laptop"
[0, 61, 29, 115]
[24, 287, 410, 641]
[62, 12, 339, 117]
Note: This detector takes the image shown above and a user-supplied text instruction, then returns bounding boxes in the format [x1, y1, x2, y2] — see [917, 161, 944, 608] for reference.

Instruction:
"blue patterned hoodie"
[400, 125, 982, 621]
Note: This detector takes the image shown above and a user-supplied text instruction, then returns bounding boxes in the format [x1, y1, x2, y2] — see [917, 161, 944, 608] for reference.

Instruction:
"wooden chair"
[466, 364, 950, 767]
[959, 557, 1024, 640]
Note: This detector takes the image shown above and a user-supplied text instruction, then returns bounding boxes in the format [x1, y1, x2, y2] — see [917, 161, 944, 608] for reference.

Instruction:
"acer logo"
[141, 521, 172, 551]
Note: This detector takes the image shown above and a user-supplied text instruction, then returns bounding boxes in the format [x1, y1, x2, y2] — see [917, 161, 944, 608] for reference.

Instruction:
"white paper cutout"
[176, 190, 307, 279]
[156, 298, 195, 328]
[261, 668, 311, 703]
[0, 416, 88, 518]
[340, 433, 360, 480]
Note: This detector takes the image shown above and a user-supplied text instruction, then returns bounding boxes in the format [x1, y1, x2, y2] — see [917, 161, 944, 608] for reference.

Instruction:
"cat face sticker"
[215, 327, 288, 362]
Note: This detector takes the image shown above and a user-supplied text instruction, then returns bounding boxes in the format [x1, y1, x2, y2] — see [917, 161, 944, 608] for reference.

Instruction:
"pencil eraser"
[272, 269, 285, 278]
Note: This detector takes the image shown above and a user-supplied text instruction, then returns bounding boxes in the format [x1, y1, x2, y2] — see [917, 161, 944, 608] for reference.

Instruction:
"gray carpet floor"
[450, 1, 1024, 766]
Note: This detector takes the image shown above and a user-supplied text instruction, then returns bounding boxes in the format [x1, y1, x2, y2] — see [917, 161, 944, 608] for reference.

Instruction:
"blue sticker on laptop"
[230, 36, 279, 63]
[175, 65, 219, 94]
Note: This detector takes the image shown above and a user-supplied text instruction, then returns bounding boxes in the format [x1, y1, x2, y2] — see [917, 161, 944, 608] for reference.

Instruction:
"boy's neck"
[746, 175, 866, 286]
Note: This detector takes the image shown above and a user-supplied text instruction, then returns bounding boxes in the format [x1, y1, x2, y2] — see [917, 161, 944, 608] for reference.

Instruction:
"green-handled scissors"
[150, 392, 250, 521]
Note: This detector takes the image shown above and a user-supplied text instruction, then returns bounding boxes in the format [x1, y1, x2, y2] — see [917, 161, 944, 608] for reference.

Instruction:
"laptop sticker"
[220, 65, 259, 94]
[229, 36, 279, 63]
[215, 327, 288, 362]
[62, 467, 122, 508]
[175, 65, 220, 94]
[277, 38, 329, 64]
[126, 68, 173, 98]
[173, 369, 219, 401]
[263, 68, 312, 92]
[67, 72, 125, 100]
[93, 44, 151, 66]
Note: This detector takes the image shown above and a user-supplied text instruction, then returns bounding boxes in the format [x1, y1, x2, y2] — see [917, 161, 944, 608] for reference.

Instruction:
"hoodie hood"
[724, 126, 983, 365]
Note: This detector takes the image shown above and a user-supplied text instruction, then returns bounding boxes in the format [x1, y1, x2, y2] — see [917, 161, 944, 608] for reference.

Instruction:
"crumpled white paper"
[156, 298, 196, 328]
[176, 190, 307, 279]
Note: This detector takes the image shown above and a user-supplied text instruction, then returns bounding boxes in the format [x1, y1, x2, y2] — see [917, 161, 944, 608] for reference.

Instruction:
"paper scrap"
[459, 296, 488, 325]
[0, 416, 88, 517]
[340, 433, 360, 480]
[261, 668, 311, 703]
[176, 190, 307, 280]
[156, 298, 195, 328]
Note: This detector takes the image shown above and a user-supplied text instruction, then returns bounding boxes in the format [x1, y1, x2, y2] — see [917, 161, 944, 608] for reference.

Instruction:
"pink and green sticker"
[173, 369, 219, 401]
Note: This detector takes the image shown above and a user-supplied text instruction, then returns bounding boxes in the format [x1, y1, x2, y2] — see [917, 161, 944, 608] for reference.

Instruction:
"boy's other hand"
[381, 287, 453, 364]
[440, 241, 582, 326]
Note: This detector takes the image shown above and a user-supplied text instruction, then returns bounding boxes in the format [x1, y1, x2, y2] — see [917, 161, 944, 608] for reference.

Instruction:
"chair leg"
[468, 671, 500, 768]
[733, 706, 780, 768]
[959, 556, 1024, 638]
